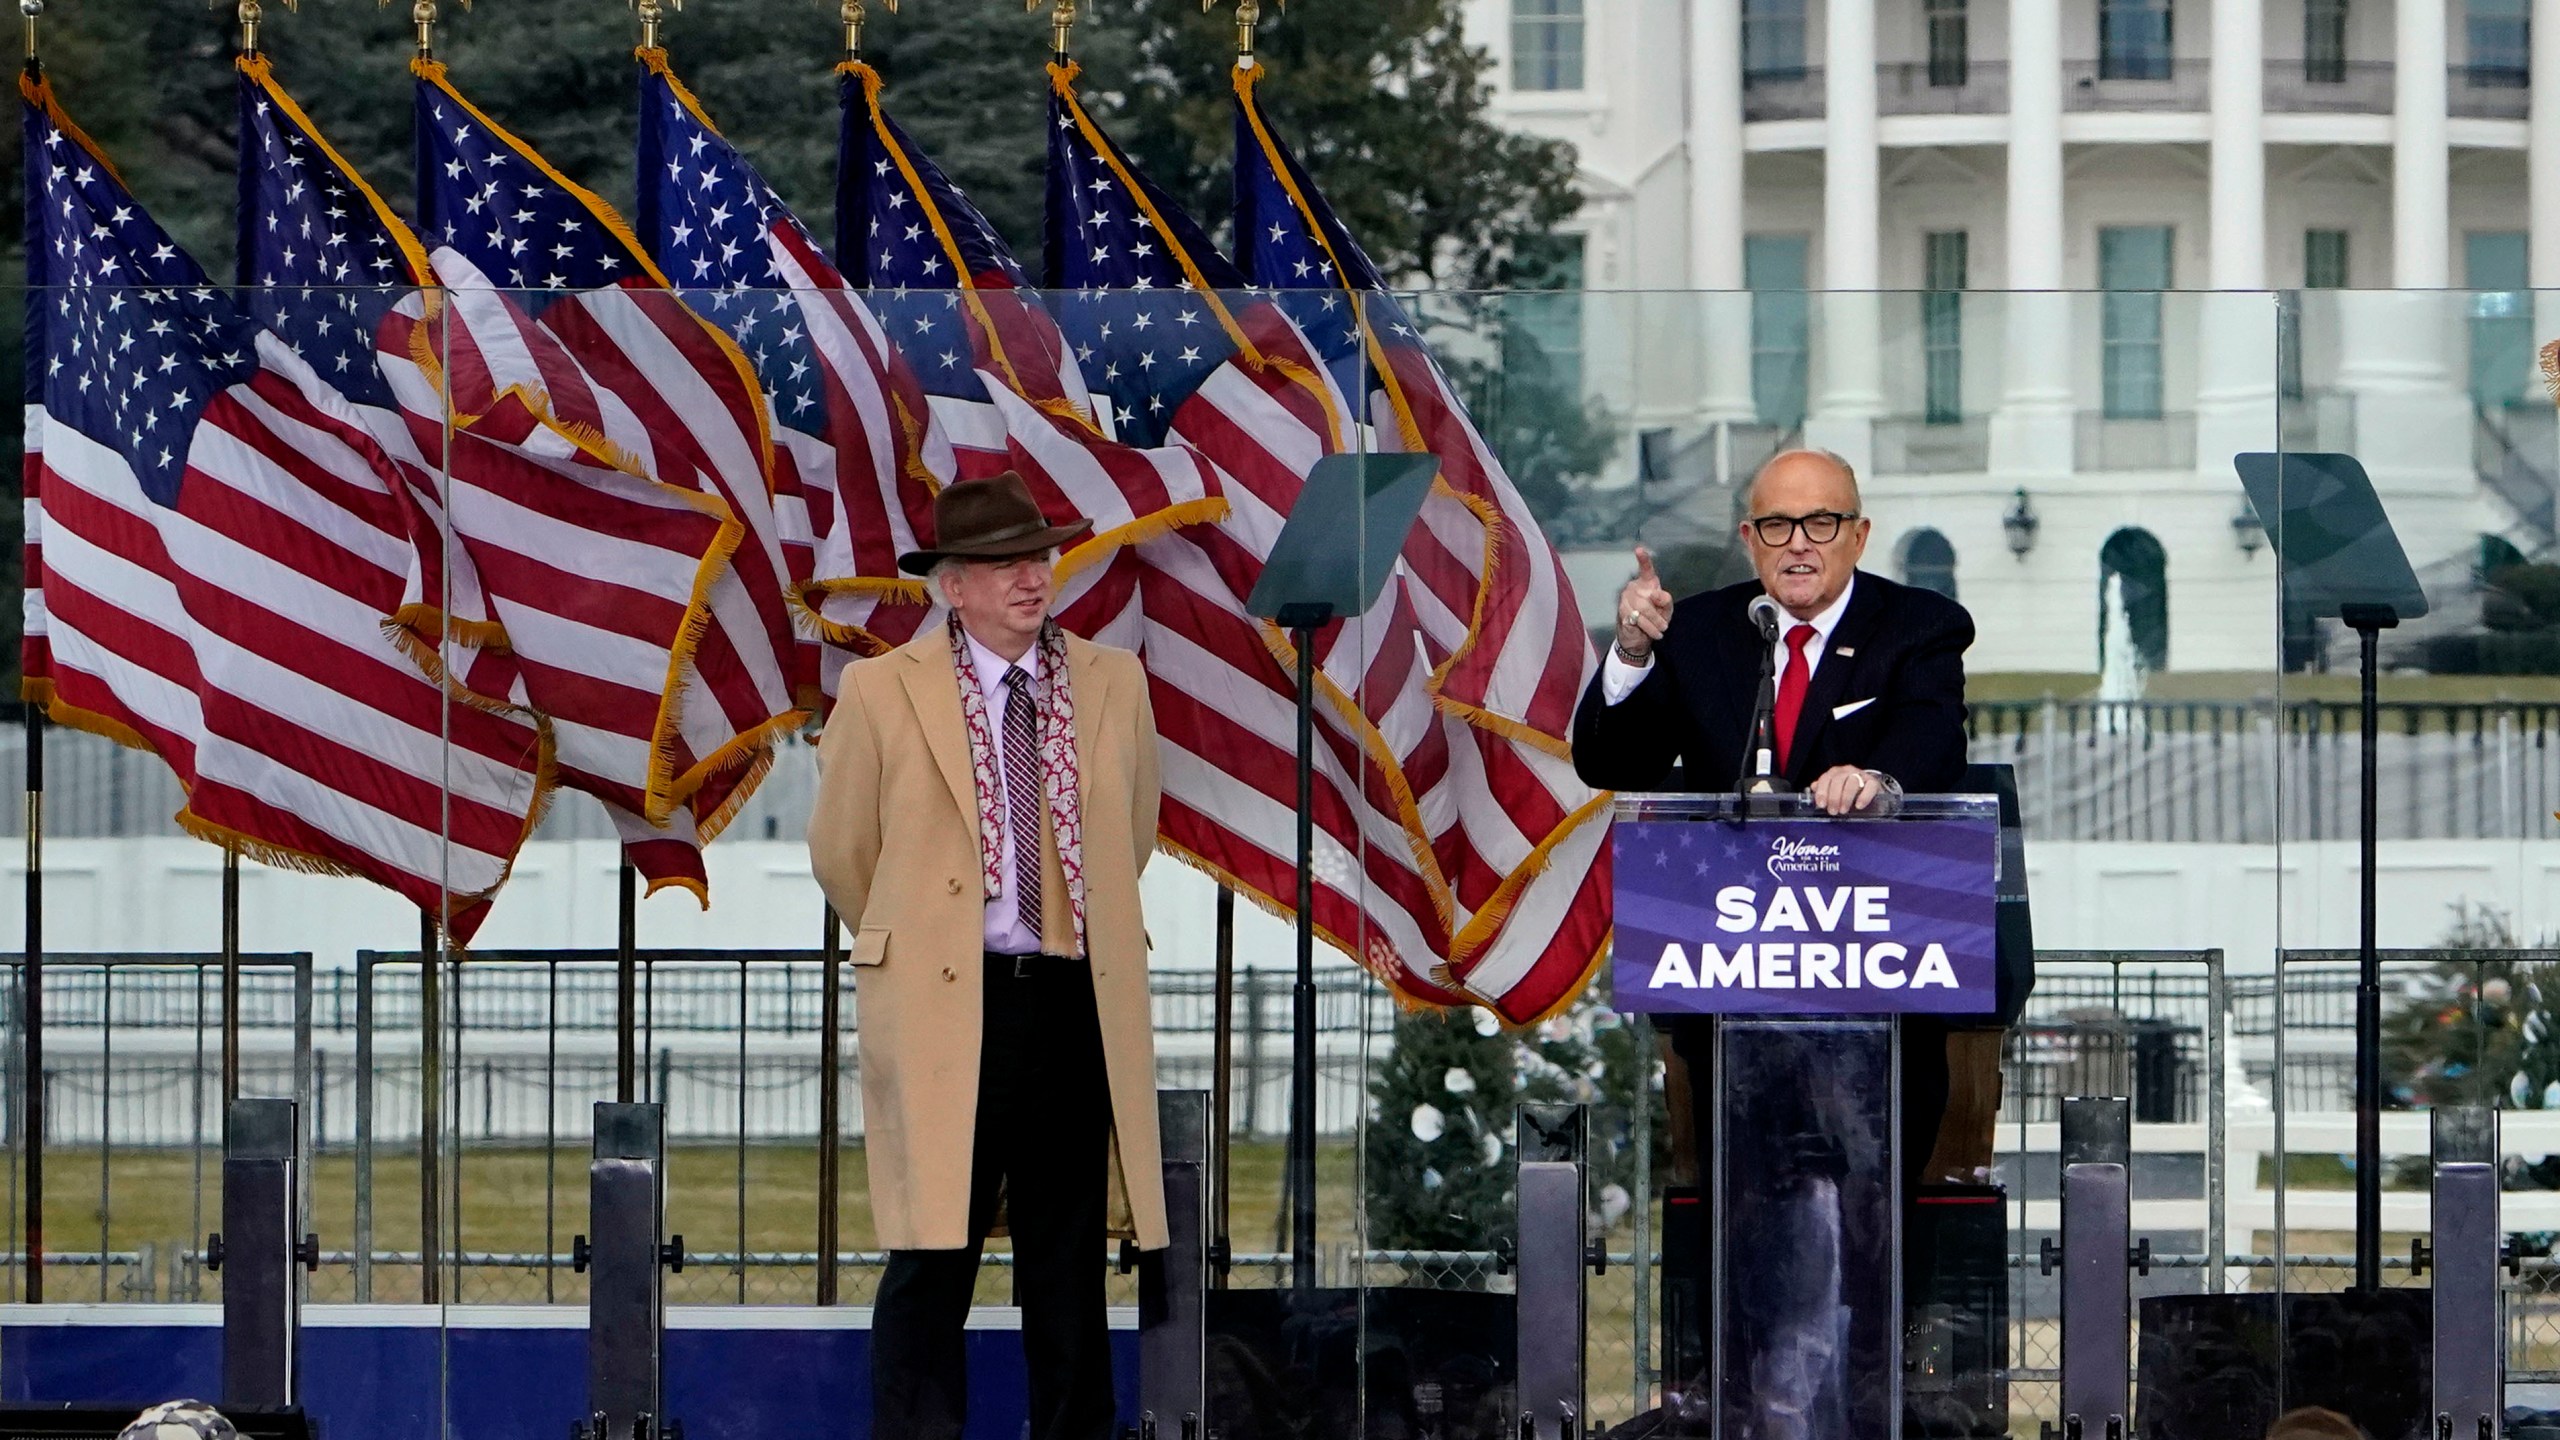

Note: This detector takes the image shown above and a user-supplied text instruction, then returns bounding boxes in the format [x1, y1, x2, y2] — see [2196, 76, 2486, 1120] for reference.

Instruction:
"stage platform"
[0, 1305, 1142, 1440]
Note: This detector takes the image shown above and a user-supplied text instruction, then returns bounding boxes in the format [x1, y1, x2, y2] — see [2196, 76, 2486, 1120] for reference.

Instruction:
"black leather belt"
[985, 950, 1082, 979]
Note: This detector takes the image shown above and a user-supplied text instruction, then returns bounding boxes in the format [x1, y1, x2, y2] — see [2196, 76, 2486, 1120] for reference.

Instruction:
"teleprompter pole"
[419, 908, 442, 1303]
[1285, 614, 1324, 1293]
[2344, 603, 2395, 1292]
[222, 854, 242, 1109]
[22, 702, 45, 1303]
[1211, 884, 1235, 1286]
[818, 902, 842, 1305]
[617, 863, 637, 1103]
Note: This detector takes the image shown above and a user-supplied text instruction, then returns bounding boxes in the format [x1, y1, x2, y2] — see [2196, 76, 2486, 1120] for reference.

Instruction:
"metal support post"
[2427, 1107, 2501, 1439]
[2044, 1097, 2135, 1440]
[1516, 1103, 1592, 1438]
[211, 1097, 311, 1408]
[1139, 1091, 1210, 1438]
[575, 1103, 678, 1440]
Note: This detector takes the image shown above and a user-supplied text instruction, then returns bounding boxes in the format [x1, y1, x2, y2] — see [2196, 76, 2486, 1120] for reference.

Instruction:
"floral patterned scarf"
[946, 613, 1086, 955]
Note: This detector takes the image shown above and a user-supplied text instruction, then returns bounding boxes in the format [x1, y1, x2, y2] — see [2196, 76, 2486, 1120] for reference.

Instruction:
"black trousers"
[871, 955, 1115, 1440]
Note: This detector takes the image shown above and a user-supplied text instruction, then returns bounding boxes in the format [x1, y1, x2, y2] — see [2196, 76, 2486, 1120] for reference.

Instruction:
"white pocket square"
[1832, 697, 1877, 720]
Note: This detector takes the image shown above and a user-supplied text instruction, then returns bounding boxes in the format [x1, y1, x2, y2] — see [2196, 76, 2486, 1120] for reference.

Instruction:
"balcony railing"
[1877, 60, 2010, 116]
[2449, 63, 2531, 119]
[2074, 410, 2198, 471]
[1873, 414, 1990, 473]
[2062, 58, 2208, 112]
[2263, 59, 2394, 114]
[1741, 66, 1826, 122]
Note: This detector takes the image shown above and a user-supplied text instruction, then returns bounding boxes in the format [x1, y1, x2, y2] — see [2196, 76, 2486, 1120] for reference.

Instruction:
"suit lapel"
[1785, 577, 1885, 781]
[897, 639, 980, 823]
[1065, 636, 1105, 798]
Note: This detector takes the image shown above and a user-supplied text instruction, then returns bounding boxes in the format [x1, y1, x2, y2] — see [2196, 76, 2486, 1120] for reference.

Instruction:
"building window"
[1901, 529, 1959, 601]
[2100, 226, 2172, 420]
[2100, 528, 2171, 674]
[1923, 231, 1967, 425]
[2466, 230, 2533, 408]
[1746, 234, 1809, 431]
[1926, 0, 1969, 87]
[1512, 0, 1585, 93]
[2282, 229, 2349, 398]
[2304, 0, 2350, 83]
[1509, 234, 1586, 398]
[2466, 0, 2530, 87]
[1743, 0, 1809, 83]
[2099, 0, 2175, 80]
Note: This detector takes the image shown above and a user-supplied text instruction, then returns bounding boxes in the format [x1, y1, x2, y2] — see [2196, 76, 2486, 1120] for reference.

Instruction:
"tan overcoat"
[807, 628, 1166, 1252]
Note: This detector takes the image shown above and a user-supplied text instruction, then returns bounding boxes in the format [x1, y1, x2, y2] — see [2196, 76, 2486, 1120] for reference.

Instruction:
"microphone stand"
[1741, 605, 1795, 810]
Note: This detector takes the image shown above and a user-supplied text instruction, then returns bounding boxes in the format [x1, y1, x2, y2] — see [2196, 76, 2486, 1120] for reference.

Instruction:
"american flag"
[1230, 64, 1611, 1023]
[1045, 63, 1476, 1007]
[401, 58, 819, 894]
[21, 69, 543, 938]
[635, 49, 940, 693]
[239, 56, 756, 901]
[835, 60, 1223, 624]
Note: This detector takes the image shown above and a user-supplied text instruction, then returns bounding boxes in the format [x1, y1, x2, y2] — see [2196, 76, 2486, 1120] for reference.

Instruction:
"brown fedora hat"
[897, 471, 1094, 576]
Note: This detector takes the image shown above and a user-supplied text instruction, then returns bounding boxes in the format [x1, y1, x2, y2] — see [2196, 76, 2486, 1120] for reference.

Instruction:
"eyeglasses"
[1747, 511, 1860, 546]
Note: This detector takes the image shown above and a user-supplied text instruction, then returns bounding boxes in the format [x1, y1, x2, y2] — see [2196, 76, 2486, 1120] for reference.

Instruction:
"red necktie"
[1773, 623, 1816, 773]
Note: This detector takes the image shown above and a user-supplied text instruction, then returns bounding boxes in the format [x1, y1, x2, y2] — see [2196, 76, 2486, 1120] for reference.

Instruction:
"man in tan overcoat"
[807, 472, 1164, 1440]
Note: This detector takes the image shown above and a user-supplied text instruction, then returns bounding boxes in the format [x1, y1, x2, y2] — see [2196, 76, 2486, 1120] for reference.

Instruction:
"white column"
[2195, 0, 2274, 499]
[1808, 0, 1882, 473]
[1692, 0, 1756, 429]
[2395, 0, 2451, 288]
[2537, 0, 2560, 286]
[2208, 0, 2266, 290]
[1990, 0, 2072, 480]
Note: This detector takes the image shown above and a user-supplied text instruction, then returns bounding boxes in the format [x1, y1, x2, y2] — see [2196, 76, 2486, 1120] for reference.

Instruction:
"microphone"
[1740, 593, 1794, 798]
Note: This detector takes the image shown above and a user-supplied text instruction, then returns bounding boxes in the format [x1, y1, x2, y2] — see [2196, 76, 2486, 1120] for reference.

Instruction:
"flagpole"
[224, 4, 295, 1115]
[1203, 0, 1278, 68]
[19, 1, 45, 1312]
[379, 0, 471, 62]
[1032, 0, 1076, 60]
[833, 0, 895, 61]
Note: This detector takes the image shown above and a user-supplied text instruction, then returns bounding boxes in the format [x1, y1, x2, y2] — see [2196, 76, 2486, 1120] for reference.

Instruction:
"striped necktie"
[999, 667, 1043, 941]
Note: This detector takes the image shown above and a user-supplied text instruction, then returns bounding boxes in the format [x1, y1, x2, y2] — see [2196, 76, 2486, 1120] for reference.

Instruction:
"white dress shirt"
[963, 630, 1047, 955]
[1600, 574, 1858, 706]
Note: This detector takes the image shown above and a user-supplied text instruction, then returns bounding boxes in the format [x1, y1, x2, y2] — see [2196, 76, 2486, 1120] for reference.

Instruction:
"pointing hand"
[1615, 545, 1672, 661]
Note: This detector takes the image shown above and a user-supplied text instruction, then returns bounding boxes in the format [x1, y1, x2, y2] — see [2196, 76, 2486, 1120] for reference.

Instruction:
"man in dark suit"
[1573, 449, 1977, 1416]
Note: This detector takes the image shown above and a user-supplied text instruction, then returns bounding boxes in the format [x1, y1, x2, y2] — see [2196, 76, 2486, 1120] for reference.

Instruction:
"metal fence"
[19, 945, 2560, 1424]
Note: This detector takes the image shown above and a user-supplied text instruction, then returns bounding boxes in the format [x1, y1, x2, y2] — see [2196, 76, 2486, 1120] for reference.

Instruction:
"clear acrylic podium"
[1612, 793, 2003, 1439]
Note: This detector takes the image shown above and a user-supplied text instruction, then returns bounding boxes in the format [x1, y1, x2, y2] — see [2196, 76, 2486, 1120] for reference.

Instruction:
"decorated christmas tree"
[1362, 992, 1665, 1263]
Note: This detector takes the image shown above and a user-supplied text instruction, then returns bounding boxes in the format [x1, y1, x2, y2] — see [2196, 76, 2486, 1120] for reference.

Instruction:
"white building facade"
[1466, 0, 2560, 674]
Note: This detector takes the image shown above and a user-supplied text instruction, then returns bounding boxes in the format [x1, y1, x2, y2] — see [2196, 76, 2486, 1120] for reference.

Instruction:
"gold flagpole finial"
[631, 0, 680, 50]
[831, 0, 894, 62]
[1202, 0, 1279, 65]
[236, 0, 298, 57]
[380, 0, 470, 60]
[1029, 0, 1074, 60]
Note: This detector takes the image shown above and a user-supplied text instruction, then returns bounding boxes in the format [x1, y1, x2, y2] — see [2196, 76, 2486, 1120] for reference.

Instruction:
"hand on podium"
[1615, 545, 1673, 661]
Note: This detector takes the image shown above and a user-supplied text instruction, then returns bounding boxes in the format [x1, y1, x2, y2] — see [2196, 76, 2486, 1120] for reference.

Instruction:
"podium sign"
[1609, 794, 2001, 1016]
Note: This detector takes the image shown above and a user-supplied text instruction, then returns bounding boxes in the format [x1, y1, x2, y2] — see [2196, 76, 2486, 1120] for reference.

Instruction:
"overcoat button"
[946, 877, 962, 894]
[942, 966, 957, 982]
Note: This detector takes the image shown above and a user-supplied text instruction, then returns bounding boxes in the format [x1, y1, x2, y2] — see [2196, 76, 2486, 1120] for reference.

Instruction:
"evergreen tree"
[1363, 993, 1663, 1269]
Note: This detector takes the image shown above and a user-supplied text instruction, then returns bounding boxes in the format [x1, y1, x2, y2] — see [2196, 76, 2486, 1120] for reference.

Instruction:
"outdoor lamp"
[2002, 488, 2040, 558]
[2233, 499, 2267, 557]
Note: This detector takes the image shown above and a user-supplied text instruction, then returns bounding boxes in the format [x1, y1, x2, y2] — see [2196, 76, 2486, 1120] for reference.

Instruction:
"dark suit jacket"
[1571, 570, 1974, 795]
